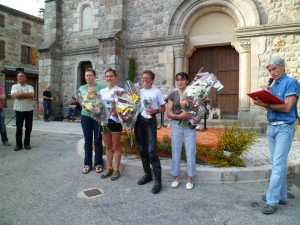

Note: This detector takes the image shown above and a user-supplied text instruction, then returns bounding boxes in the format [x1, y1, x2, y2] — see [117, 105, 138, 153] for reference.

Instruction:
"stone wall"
[40, 0, 300, 119]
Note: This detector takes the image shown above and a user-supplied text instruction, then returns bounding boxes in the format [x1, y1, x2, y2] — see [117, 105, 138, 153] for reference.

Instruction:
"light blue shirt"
[267, 74, 300, 123]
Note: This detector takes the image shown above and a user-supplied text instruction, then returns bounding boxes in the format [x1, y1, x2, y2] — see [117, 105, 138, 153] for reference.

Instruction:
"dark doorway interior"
[79, 61, 92, 86]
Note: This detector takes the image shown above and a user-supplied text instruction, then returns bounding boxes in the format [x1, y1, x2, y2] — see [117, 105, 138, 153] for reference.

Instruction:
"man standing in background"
[11, 72, 35, 151]
[0, 85, 10, 146]
[43, 85, 53, 122]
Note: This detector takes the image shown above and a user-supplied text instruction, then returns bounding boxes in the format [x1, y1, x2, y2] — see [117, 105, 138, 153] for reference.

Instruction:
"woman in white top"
[99, 68, 124, 181]
[134, 70, 166, 194]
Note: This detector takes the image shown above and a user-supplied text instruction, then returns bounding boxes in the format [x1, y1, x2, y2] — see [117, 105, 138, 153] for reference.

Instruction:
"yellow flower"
[85, 104, 92, 110]
[129, 94, 139, 103]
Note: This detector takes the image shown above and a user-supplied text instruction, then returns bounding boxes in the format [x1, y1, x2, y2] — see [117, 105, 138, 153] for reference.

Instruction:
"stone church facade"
[39, 0, 300, 121]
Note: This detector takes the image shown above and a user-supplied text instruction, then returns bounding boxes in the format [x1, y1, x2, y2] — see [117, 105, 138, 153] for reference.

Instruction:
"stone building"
[40, 0, 300, 121]
[0, 4, 44, 108]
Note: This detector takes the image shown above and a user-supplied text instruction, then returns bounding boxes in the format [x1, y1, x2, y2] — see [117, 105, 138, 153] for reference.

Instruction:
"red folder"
[247, 89, 285, 104]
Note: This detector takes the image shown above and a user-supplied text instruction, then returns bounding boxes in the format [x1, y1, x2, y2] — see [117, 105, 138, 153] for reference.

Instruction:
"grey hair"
[264, 56, 285, 69]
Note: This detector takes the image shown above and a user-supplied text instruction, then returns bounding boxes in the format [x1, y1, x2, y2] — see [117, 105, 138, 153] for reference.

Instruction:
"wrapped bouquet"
[114, 80, 140, 128]
[77, 90, 108, 131]
[179, 71, 224, 128]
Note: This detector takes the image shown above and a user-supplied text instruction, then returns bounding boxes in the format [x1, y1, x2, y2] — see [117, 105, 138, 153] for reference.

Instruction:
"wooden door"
[189, 46, 239, 119]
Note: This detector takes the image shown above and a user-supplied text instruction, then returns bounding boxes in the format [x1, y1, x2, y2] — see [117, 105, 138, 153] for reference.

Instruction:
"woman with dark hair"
[100, 68, 124, 180]
[77, 68, 105, 174]
[167, 72, 199, 190]
[134, 70, 166, 194]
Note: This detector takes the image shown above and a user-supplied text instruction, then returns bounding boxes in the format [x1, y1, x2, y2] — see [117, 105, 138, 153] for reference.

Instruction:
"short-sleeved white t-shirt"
[100, 86, 124, 123]
[139, 87, 165, 118]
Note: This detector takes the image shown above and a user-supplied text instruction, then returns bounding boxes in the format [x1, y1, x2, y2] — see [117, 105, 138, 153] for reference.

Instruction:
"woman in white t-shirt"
[134, 70, 166, 194]
[99, 68, 124, 181]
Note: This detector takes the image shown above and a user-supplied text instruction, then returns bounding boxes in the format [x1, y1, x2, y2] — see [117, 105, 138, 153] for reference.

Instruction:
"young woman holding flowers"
[134, 70, 166, 194]
[167, 72, 199, 190]
[100, 68, 124, 180]
[77, 68, 105, 174]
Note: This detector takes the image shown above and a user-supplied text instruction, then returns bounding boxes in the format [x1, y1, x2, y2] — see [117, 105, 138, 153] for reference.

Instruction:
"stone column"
[173, 44, 186, 75]
[237, 40, 251, 120]
[38, 0, 62, 117]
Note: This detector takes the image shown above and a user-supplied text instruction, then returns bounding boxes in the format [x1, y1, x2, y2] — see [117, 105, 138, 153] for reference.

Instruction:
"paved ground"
[1, 113, 300, 225]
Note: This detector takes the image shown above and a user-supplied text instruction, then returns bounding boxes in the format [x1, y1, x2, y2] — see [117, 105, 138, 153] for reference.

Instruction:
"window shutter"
[0, 40, 5, 59]
[31, 48, 36, 65]
[21, 45, 27, 63]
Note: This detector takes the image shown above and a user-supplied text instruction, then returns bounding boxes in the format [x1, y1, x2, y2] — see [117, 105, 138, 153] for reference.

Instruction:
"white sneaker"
[171, 180, 181, 188]
[186, 183, 194, 190]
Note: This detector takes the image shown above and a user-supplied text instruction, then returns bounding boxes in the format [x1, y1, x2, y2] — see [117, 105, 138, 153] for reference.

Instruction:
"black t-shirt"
[43, 90, 52, 102]
[70, 102, 82, 111]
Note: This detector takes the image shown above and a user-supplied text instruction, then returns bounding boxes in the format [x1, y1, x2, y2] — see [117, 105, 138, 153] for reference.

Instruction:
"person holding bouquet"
[134, 70, 166, 194]
[167, 72, 199, 190]
[100, 68, 124, 180]
[77, 68, 105, 174]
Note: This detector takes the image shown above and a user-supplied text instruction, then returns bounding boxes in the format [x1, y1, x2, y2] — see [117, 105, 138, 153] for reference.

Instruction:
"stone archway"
[168, 0, 261, 120]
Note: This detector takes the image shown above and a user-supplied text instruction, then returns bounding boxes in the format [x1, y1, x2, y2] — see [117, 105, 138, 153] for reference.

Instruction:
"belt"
[269, 121, 285, 126]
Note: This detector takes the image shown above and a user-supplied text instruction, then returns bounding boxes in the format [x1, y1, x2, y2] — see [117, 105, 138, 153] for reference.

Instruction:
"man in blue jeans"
[67, 98, 82, 119]
[43, 85, 53, 122]
[252, 56, 300, 214]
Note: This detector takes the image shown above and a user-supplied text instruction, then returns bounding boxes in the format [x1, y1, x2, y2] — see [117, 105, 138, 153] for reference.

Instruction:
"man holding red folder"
[252, 56, 300, 214]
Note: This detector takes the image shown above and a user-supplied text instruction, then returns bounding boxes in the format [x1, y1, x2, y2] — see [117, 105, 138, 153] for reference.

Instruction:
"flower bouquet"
[114, 81, 140, 145]
[114, 80, 140, 128]
[77, 90, 109, 132]
[179, 71, 224, 128]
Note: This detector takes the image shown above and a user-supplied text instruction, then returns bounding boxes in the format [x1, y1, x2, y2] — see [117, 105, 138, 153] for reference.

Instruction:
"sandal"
[111, 169, 120, 181]
[82, 166, 92, 174]
[95, 166, 103, 173]
[101, 168, 113, 178]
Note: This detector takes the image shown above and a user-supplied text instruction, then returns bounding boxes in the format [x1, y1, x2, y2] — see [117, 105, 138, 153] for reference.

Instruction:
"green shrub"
[217, 122, 256, 156]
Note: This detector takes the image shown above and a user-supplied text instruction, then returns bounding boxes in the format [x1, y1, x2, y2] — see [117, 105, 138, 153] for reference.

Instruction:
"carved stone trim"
[126, 35, 188, 50]
[60, 46, 99, 56]
[236, 22, 300, 38]
[174, 44, 187, 58]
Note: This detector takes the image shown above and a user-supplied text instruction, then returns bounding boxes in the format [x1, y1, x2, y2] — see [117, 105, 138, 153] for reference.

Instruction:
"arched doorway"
[189, 46, 239, 119]
[78, 61, 92, 87]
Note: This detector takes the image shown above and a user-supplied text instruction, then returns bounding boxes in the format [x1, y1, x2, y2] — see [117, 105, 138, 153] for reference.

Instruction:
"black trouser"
[134, 114, 161, 173]
[15, 110, 33, 147]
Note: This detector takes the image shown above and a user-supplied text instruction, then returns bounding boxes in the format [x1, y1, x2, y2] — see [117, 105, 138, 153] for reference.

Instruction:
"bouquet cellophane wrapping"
[77, 90, 106, 123]
[179, 71, 224, 127]
[114, 81, 140, 128]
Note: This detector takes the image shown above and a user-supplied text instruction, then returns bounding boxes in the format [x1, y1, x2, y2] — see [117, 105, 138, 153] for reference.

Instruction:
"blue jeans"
[0, 110, 8, 143]
[81, 115, 103, 168]
[266, 123, 295, 206]
[68, 108, 79, 117]
[43, 101, 52, 121]
[171, 120, 197, 177]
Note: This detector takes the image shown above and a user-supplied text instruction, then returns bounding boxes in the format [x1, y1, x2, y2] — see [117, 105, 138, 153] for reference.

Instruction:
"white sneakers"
[171, 180, 181, 188]
[186, 183, 194, 190]
[171, 180, 194, 190]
